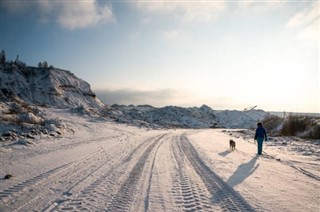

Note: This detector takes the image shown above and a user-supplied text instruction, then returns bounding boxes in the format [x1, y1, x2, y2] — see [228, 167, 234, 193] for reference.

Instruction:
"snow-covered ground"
[0, 109, 319, 211]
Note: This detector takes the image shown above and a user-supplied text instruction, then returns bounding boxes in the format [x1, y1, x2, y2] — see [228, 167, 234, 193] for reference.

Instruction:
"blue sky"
[1, 1, 319, 113]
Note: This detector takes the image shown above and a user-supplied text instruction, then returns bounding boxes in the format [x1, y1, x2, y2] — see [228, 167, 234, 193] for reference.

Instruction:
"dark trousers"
[257, 137, 264, 154]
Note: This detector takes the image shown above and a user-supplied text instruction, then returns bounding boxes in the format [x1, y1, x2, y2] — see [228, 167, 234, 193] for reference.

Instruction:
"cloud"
[94, 88, 240, 110]
[237, 0, 285, 12]
[162, 30, 184, 40]
[57, 1, 114, 30]
[285, 3, 319, 29]
[1, 0, 31, 13]
[298, 18, 319, 41]
[285, 2, 319, 42]
[94, 88, 193, 107]
[133, 1, 226, 23]
[1, 0, 114, 30]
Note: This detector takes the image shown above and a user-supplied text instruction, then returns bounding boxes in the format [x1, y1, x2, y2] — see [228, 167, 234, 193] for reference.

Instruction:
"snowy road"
[0, 117, 319, 211]
[0, 130, 254, 211]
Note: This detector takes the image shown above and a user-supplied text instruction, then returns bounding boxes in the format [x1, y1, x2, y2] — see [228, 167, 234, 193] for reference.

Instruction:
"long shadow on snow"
[227, 155, 259, 187]
[180, 134, 255, 211]
[209, 156, 259, 211]
[218, 150, 232, 157]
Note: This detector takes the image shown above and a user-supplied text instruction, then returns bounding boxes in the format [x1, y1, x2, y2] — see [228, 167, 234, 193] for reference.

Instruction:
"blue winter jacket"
[255, 126, 267, 140]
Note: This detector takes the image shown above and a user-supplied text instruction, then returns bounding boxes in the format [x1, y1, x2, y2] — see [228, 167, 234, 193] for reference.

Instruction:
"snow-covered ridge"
[107, 104, 269, 129]
[0, 63, 104, 109]
[0, 61, 268, 131]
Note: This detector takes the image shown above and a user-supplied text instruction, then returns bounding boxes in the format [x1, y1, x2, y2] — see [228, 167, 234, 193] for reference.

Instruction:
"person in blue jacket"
[254, 122, 267, 155]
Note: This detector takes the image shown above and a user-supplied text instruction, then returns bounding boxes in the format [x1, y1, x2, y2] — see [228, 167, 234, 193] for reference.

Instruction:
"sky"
[1, 0, 319, 113]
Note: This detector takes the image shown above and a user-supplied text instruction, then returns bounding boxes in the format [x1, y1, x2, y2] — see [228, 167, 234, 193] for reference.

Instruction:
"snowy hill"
[0, 62, 107, 143]
[0, 61, 269, 130]
[107, 104, 269, 129]
[0, 59, 270, 139]
[0, 63, 104, 109]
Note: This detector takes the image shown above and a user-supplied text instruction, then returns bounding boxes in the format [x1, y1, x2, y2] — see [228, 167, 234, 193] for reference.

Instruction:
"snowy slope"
[0, 63, 104, 109]
[0, 62, 107, 143]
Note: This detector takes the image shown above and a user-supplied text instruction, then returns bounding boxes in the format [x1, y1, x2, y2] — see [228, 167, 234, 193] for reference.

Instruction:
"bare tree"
[43, 61, 48, 68]
[0, 50, 6, 63]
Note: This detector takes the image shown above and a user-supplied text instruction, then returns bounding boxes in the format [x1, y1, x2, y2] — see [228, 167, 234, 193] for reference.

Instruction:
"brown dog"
[229, 139, 236, 151]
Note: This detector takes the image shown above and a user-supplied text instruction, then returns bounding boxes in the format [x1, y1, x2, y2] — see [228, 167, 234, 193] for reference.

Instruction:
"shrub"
[262, 115, 283, 134]
[310, 125, 320, 139]
[262, 114, 320, 139]
[281, 115, 310, 136]
[0, 50, 6, 63]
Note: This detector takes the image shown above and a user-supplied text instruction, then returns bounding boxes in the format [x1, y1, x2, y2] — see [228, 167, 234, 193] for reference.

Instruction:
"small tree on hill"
[13, 54, 26, 67]
[42, 61, 48, 68]
[38, 61, 49, 68]
[0, 50, 6, 63]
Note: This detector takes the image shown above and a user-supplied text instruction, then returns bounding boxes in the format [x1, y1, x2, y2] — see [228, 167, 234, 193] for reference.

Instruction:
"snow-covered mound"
[0, 63, 104, 109]
[107, 104, 268, 129]
[0, 62, 107, 143]
[108, 104, 219, 128]
[215, 109, 269, 129]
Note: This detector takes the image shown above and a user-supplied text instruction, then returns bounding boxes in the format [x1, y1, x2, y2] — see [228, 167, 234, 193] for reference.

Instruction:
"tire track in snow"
[0, 162, 71, 199]
[171, 135, 215, 211]
[179, 133, 255, 211]
[143, 135, 168, 212]
[105, 134, 167, 211]
[50, 133, 168, 211]
[0, 144, 109, 211]
[0, 134, 131, 211]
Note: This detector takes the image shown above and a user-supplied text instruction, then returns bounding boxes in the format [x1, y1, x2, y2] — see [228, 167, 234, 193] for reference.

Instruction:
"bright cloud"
[1, 0, 114, 30]
[285, 2, 319, 41]
[298, 18, 319, 42]
[133, 1, 226, 22]
[285, 3, 319, 29]
[57, 1, 114, 30]
[237, 0, 285, 12]
[163, 30, 184, 40]
[94, 88, 195, 107]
